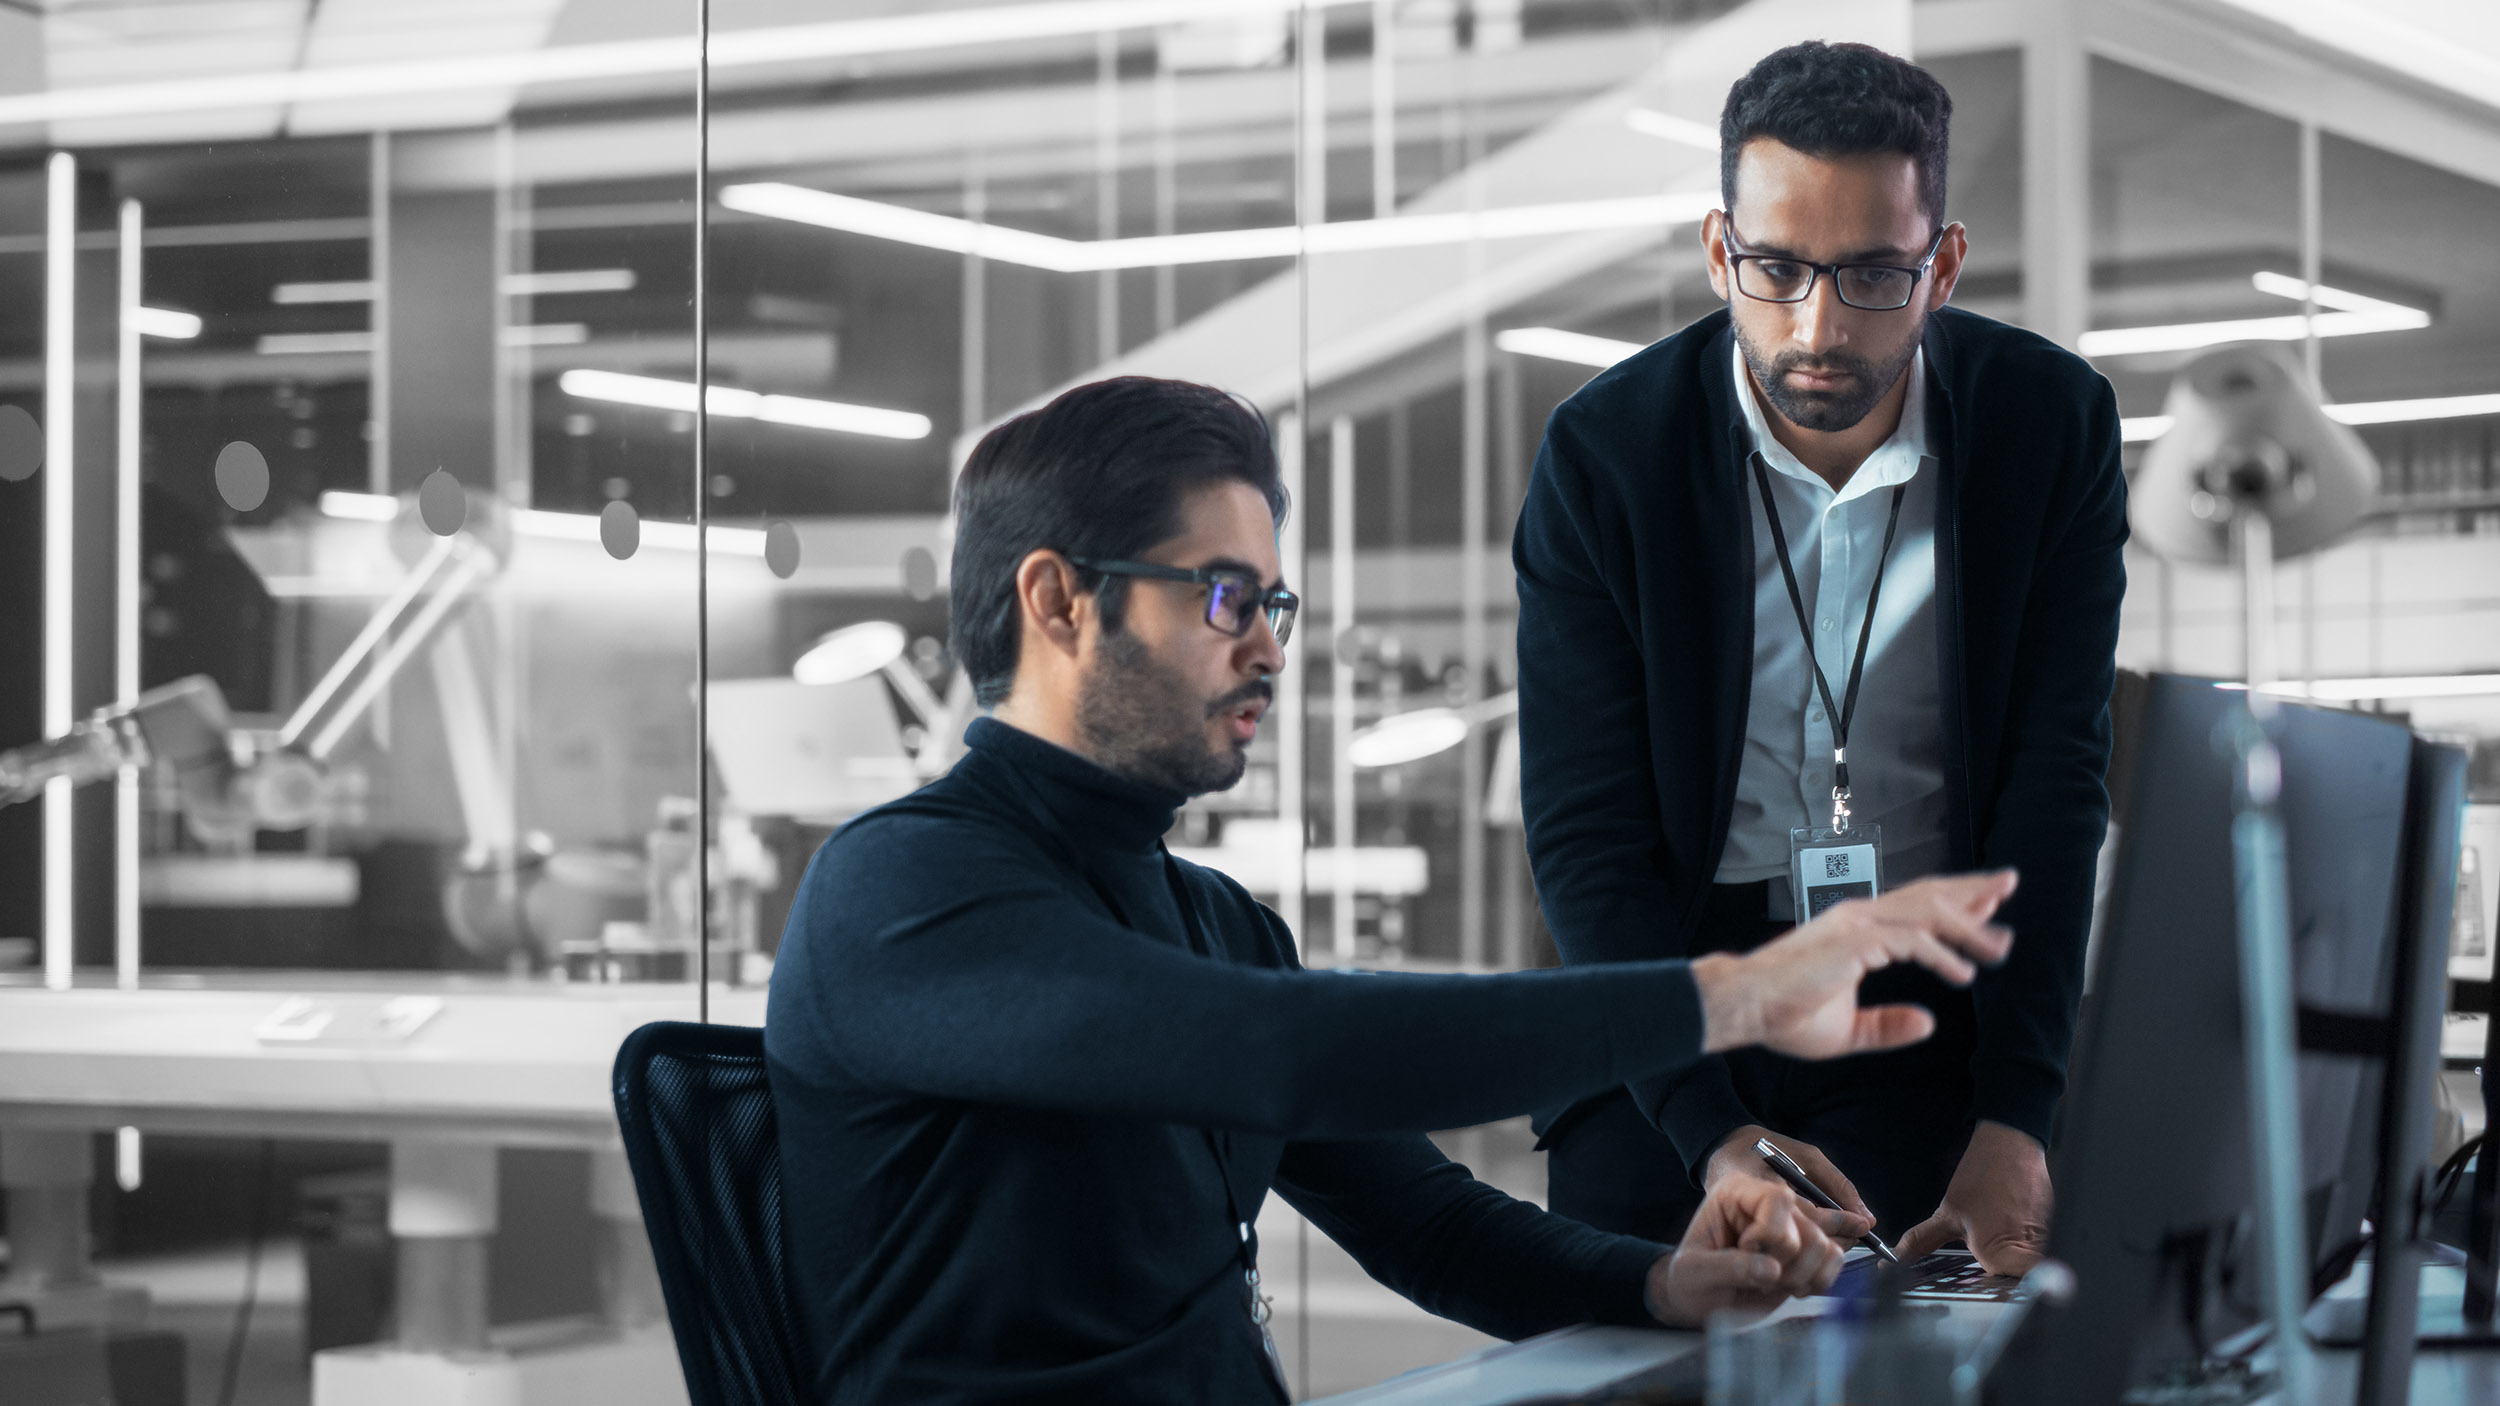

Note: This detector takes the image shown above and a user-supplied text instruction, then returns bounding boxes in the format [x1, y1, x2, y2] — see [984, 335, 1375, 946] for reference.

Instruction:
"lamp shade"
[2131, 343, 2377, 565]
[793, 620, 909, 685]
[1347, 708, 1470, 768]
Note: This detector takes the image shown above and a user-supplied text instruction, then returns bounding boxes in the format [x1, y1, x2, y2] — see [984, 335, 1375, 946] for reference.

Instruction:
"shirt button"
[1818, 617, 1833, 631]
[1811, 709, 1825, 722]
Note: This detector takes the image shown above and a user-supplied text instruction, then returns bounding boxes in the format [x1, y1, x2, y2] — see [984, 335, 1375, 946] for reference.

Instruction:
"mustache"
[1206, 679, 1274, 718]
[1770, 350, 1877, 384]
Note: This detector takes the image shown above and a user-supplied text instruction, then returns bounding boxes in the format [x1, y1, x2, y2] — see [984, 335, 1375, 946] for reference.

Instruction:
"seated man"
[765, 376, 2018, 1404]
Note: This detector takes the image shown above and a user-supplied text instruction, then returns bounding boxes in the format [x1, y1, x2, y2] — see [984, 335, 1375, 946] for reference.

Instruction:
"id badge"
[1790, 824, 1883, 920]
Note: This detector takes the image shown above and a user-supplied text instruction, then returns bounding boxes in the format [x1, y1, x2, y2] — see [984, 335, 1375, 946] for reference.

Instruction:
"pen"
[1755, 1137, 1901, 1265]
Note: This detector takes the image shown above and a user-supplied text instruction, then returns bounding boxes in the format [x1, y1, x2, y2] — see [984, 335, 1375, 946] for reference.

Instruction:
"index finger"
[1871, 878, 2015, 967]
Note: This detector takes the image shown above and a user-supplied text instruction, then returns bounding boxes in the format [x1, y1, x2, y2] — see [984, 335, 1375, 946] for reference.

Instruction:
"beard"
[1736, 317, 1925, 434]
[1076, 626, 1268, 796]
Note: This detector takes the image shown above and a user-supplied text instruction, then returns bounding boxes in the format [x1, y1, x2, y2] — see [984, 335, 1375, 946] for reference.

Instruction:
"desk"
[1311, 1269, 2500, 1406]
[0, 973, 761, 1147]
[0, 973, 761, 1406]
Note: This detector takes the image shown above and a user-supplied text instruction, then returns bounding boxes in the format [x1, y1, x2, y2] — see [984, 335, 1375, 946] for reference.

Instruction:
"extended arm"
[779, 819, 1712, 1141]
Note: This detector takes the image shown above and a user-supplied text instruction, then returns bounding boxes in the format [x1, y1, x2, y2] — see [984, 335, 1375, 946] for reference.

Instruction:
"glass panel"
[2312, 128, 2500, 729]
[0, 4, 704, 1395]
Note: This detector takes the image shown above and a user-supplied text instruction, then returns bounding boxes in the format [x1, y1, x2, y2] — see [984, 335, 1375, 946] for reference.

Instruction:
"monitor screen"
[2008, 675, 2413, 1404]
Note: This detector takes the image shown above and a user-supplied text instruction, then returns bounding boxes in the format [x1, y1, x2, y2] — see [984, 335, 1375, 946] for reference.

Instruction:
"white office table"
[1314, 1268, 2500, 1406]
[0, 972, 761, 1147]
[0, 972, 763, 1406]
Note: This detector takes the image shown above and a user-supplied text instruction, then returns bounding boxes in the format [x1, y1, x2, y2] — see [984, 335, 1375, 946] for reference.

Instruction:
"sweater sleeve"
[772, 814, 1711, 1141]
[1514, 407, 1756, 1177]
[1273, 1134, 1666, 1340]
[1967, 373, 2127, 1144]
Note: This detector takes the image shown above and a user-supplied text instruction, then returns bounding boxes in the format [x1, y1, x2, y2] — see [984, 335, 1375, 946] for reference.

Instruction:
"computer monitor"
[2004, 674, 2416, 1405]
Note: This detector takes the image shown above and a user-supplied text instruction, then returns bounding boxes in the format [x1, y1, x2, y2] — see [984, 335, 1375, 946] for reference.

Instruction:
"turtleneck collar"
[962, 716, 1186, 854]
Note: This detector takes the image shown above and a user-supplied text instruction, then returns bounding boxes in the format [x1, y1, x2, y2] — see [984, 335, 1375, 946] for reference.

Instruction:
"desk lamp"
[2132, 342, 2378, 1401]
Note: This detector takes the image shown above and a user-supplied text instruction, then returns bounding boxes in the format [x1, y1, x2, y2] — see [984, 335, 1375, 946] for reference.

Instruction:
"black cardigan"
[767, 718, 1716, 1404]
[1512, 305, 2128, 1173]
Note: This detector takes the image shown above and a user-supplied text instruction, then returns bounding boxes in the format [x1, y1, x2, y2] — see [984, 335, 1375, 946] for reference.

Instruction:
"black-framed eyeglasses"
[1067, 557, 1299, 647]
[1722, 219, 1948, 312]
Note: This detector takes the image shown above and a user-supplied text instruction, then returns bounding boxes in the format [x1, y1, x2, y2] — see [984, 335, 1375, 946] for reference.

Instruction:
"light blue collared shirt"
[1714, 344, 1950, 890]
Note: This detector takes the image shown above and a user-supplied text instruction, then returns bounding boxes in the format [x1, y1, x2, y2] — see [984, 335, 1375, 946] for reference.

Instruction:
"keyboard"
[1832, 1247, 2025, 1302]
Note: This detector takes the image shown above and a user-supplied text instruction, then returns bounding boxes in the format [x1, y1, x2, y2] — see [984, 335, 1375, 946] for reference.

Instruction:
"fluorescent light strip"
[0, 0, 1309, 127]
[557, 368, 932, 441]
[277, 270, 634, 303]
[317, 490, 767, 557]
[259, 326, 586, 354]
[719, 182, 1720, 272]
[132, 306, 201, 339]
[2202, 0, 2500, 117]
[2079, 308, 2428, 358]
[2081, 273, 2430, 358]
[319, 490, 398, 521]
[505, 268, 636, 296]
[2248, 270, 2392, 313]
[259, 331, 375, 355]
[1494, 326, 1645, 368]
[116, 199, 142, 991]
[2319, 393, 2500, 427]
[2119, 391, 2500, 443]
[2224, 674, 2500, 701]
[44, 152, 73, 993]
[503, 323, 588, 348]
[1623, 107, 1720, 150]
[273, 280, 376, 305]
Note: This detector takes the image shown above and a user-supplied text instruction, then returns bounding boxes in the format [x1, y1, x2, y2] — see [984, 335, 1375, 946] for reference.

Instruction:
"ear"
[1014, 549, 1090, 662]
[1701, 208, 1732, 303]
[1926, 222, 1969, 312]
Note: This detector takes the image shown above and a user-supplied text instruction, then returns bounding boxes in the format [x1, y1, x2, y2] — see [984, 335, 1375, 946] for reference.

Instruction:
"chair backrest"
[613, 1021, 807, 1406]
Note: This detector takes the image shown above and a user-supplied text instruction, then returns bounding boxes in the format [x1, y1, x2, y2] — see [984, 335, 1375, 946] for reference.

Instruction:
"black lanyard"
[1748, 451, 1907, 834]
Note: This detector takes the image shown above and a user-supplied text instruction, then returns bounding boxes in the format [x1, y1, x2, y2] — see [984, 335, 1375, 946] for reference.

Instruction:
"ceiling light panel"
[0, 0, 1317, 140]
[556, 369, 931, 442]
[720, 183, 1718, 272]
[1494, 327, 1643, 368]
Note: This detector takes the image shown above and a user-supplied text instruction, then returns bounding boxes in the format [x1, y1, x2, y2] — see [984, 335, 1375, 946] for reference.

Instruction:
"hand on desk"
[1644, 1174, 1870, 1325]
[1692, 871, 2019, 1059]
[1703, 1125, 1873, 1225]
[1896, 1120, 2052, 1276]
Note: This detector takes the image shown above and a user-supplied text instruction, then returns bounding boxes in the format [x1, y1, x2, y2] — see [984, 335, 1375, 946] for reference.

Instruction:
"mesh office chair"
[613, 1021, 809, 1406]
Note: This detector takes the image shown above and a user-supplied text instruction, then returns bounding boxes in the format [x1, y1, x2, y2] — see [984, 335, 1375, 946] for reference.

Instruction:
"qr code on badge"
[1823, 852, 1852, 879]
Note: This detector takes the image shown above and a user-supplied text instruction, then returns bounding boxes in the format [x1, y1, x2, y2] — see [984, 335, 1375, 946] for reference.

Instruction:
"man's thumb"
[1893, 1211, 1956, 1265]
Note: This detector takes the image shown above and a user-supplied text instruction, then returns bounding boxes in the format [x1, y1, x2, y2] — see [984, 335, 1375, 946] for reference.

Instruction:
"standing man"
[1514, 41, 2125, 1274]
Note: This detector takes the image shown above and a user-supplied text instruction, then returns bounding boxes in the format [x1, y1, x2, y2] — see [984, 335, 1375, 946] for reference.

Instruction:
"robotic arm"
[0, 524, 498, 845]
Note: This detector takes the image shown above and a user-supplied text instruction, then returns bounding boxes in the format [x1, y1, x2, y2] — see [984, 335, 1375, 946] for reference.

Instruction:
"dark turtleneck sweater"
[766, 717, 1719, 1404]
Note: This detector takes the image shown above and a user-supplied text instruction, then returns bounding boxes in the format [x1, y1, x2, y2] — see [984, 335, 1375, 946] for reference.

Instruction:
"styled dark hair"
[1719, 42, 1953, 230]
[949, 376, 1288, 708]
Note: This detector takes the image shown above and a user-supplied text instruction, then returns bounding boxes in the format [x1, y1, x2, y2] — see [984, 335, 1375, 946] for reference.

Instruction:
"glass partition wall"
[9, 2, 2496, 1401]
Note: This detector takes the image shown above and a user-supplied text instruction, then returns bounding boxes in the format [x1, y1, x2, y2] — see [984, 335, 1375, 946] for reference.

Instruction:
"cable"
[215, 1138, 277, 1406]
[2434, 1132, 2486, 1215]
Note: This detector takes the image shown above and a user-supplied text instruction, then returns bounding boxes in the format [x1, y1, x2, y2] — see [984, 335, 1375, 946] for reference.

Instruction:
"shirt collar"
[961, 716, 1185, 854]
[1731, 342, 1928, 505]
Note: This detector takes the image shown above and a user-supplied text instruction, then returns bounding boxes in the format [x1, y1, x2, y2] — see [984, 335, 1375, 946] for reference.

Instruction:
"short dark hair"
[950, 376, 1288, 708]
[1719, 42, 1953, 230]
